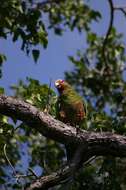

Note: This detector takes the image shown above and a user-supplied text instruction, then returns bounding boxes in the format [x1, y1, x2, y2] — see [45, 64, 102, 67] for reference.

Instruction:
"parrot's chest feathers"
[58, 90, 85, 125]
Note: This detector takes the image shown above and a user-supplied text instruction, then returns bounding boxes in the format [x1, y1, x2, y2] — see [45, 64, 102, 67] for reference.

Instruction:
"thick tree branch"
[26, 165, 72, 190]
[1, 95, 126, 189]
[26, 156, 91, 190]
[0, 95, 126, 157]
[26, 150, 96, 190]
[26, 148, 82, 190]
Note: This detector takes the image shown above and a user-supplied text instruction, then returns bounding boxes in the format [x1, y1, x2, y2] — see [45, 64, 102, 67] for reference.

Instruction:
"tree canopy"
[0, 0, 126, 189]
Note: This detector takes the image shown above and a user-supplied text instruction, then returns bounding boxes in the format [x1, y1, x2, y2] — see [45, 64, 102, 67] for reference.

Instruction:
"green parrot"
[55, 79, 87, 161]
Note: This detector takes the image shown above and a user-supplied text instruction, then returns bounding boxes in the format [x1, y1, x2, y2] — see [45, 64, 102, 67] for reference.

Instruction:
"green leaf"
[54, 27, 63, 35]
[0, 178, 5, 184]
[0, 87, 4, 94]
[13, 29, 20, 42]
[38, 26, 48, 48]
[11, 116, 17, 124]
[32, 49, 40, 63]
[0, 54, 6, 64]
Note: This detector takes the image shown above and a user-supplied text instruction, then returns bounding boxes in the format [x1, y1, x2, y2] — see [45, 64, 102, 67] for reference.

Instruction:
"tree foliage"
[0, 0, 126, 189]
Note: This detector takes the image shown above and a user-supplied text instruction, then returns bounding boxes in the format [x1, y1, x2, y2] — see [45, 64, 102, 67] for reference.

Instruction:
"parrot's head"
[55, 79, 70, 93]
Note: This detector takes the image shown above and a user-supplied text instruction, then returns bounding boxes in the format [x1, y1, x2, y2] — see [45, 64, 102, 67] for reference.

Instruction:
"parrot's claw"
[76, 126, 81, 135]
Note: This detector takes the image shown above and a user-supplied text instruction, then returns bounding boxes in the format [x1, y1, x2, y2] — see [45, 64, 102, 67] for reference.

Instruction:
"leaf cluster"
[65, 26, 126, 190]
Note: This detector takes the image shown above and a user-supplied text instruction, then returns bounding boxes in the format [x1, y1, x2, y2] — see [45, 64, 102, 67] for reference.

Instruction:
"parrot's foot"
[76, 126, 81, 135]
[57, 163, 70, 176]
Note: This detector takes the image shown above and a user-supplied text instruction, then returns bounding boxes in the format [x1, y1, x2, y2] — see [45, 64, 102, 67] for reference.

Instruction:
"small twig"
[4, 144, 17, 176]
[114, 6, 126, 9]
[14, 125, 21, 131]
[84, 54, 91, 66]
[83, 156, 96, 166]
[15, 174, 32, 179]
[114, 6, 126, 16]
[43, 155, 52, 174]
[102, 0, 114, 65]
[28, 168, 38, 179]
[36, 0, 62, 9]
[4, 144, 27, 184]
[4, 144, 38, 185]
[44, 78, 52, 113]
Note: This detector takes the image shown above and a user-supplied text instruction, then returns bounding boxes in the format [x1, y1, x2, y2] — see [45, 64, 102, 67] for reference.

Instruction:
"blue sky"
[0, 0, 126, 94]
[0, 27, 86, 95]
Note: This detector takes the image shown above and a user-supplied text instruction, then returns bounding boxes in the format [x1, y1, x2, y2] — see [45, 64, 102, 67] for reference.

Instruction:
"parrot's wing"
[83, 100, 87, 118]
[55, 97, 61, 118]
[55, 97, 66, 121]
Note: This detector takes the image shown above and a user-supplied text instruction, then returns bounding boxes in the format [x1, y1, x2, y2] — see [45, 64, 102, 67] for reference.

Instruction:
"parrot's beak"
[55, 81, 60, 87]
[55, 79, 63, 88]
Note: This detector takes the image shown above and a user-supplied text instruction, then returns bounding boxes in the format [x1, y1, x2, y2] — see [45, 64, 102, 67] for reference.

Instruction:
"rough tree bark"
[0, 95, 126, 189]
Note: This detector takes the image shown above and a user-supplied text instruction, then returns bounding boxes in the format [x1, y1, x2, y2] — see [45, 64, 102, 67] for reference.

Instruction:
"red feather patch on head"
[60, 80, 64, 83]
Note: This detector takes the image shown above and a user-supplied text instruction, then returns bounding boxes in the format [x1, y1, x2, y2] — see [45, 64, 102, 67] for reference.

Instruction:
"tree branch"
[36, 0, 65, 9]
[0, 95, 126, 156]
[26, 165, 72, 190]
[26, 149, 95, 190]
[1, 95, 126, 188]
[114, 6, 126, 16]
[102, 0, 114, 65]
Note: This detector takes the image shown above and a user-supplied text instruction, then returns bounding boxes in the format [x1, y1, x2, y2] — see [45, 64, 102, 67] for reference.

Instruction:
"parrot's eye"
[60, 80, 64, 84]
